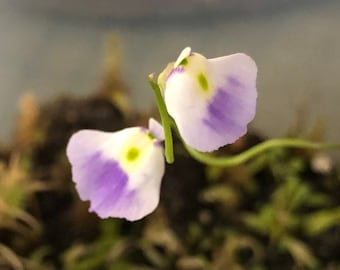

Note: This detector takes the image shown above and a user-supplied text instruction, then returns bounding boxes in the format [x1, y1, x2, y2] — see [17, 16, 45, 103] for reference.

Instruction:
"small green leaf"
[303, 207, 340, 236]
[281, 236, 318, 268]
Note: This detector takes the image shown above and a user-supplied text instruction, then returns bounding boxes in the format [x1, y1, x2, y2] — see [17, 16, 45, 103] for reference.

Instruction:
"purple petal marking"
[76, 151, 135, 218]
[166, 66, 184, 81]
[203, 90, 243, 135]
[202, 76, 250, 136]
[228, 76, 242, 88]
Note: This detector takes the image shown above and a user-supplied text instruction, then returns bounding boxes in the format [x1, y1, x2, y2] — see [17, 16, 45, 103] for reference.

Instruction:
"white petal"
[66, 127, 165, 221]
[164, 50, 257, 152]
[148, 118, 165, 141]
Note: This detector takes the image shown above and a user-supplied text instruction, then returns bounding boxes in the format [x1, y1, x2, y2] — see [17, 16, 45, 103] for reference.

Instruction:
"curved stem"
[184, 138, 340, 167]
[148, 75, 174, 164]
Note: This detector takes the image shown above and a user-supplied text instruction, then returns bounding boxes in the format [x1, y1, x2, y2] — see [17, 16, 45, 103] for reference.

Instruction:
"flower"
[66, 118, 165, 221]
[159, 47, 257, 152]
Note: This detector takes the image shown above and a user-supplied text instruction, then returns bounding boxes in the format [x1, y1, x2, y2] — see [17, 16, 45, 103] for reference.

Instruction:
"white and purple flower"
[160, 47, 257, 152]
[66, 118, 165, 221]
[66, 47, 258, 221]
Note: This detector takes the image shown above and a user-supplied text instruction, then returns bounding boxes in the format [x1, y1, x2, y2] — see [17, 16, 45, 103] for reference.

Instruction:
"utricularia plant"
[66, 47, 340, 221]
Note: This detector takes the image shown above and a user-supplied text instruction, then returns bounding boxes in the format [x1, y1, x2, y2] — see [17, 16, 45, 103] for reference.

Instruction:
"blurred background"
[1, 1, 340, 269]
[1, 0, 340, 144]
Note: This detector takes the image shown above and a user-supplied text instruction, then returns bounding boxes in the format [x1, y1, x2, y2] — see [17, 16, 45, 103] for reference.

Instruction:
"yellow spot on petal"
[126, 147, 140, 162]
[147, 132, 154, 140]
[197, 73, 208, 91]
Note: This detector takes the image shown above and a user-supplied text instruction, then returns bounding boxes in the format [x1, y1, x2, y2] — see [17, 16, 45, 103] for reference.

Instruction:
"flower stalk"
[148, 74, 174, 164]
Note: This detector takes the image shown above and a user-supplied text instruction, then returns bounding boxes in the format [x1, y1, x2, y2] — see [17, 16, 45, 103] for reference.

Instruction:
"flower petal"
[66, 126, 164, 221]
[164, 49, 257, 152]
[148, 118, 164, 141]
[174, 46, 191, 67]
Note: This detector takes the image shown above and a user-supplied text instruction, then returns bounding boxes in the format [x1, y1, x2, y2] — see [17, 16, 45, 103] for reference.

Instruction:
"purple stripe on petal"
[153, 140, 164, 147]
[202, 89, 241, 135]
[77, 152, 135, 218]
[166, 66, 184, 81]
[228, 76, 243, 88]
[202, 76, 248, 135]
[140, 126, 148, 133]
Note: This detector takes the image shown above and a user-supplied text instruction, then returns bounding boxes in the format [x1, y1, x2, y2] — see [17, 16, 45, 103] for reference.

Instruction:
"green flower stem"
[184, 138, 340, 167]
[148, 75, 174, 164]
